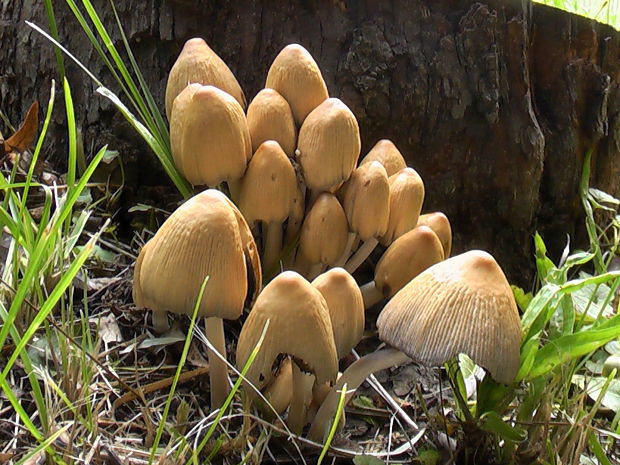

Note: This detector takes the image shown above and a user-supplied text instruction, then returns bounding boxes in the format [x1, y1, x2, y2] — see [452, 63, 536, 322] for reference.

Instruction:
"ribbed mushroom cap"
[360, 139, 407, 177]
[247, 89, 297, 156]
[165, 38, 246, 119]
[377, 250, 522, 384]
[170, 84, 252, 187]
[236, 271, 338, 390]
[299, 193, 349, 266]
[133, 190, 257, 320]
[297, 98, 361, 192]
[312, 268, 364, 359]
[380, 167, 425, 245]
[339, 161, 390, 241]
[265, 44, 329, 125]
[417, 212, 452, 258]
[238, 141, 298, 224]
[375, 225, 444, 298]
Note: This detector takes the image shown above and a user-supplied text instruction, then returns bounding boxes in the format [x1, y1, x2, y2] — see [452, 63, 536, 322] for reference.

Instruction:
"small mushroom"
[359, 139, 407, 177]
[297, 98, 361, 194]
[417, 212, 452, 258]
[133, 189, 261, 408]
[380, 167, 425, 245]
[236, 271, 338, 433]
[361, 225, 445, 308]
[170, 84, 251, 195]
[265, 44, 328, 126]
[247, 89, 297, 157]
[165, 38, 246, 119]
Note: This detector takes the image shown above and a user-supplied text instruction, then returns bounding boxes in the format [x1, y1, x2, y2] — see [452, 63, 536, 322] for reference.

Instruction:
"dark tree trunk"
[1, 0, 619, 285]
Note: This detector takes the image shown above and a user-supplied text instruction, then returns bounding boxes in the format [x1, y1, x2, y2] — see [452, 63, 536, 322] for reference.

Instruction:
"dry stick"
[308, 347, 411, 442]
[205, 316, 230, 408]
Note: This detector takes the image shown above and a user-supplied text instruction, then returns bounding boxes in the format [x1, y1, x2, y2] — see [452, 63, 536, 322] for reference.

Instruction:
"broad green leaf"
[479, 411, 527, 442]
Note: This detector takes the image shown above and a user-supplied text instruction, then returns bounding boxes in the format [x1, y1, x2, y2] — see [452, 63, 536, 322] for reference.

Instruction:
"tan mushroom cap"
[170, 84, 252, 187]
[133, 190, 257, 320]
[377, 250, 522, 384]
[297, 98, 361, 192]
[165, 37, 246, 119]
[247, 89, 297, 156]
[417, 212, 452, 258]
[339, 161, 390, 241]
[265, 44, 329, 125]
[312, 268, 364, 359]
[236, 271, 338, 390]
[380, 167, 425, 245]
[360, 139, 407, 177]
[238, 141, 298, 224]
[375, 225, 444, 299]
[299, 193, 349, 266]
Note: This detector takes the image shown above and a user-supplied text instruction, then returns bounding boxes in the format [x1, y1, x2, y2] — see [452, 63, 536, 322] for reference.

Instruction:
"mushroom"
[238, 140, 298, 270]
[133, 189, 261, 408]
[265, 44, 328, 126]
[359, 139, 407, 177]
[170, 84, 251, 197]
[255, 356, 294, 417]
[361, 225, 445, 308]
[336, 161, 390, 272]
[236, 271, 338, 433]
[417, 212, 452, 258]
[297, 98, 361, 194]
[294, 193, 349, 279]
[246, 89, 297, 157]
[380, 167, 425, 246]
[309, 250, 521, 442]
[165, 37, 246, 119]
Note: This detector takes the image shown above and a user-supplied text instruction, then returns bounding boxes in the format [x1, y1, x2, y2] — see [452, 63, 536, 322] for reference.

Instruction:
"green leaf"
[478, 411, 527, 442]
[511, 285, 533, 312]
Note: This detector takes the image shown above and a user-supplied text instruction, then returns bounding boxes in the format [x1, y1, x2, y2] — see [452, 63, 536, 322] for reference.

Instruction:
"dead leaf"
[2, 101, 39, 155]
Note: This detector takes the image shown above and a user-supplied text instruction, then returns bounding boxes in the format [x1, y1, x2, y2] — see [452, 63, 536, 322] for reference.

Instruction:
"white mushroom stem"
[307, 347, 411, 442]
[344, 237, 379, 273]
[263, 221, 283, 271]
[288, 362, 315, 434]
[360, 281, 384, 309]
[152, 311, 169, 334]
[205, 317, 230, 409]
[334, 232, 357, 267]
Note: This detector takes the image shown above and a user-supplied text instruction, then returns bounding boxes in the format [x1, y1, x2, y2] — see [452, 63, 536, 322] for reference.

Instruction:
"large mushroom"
[309, 250, 521, 442]
[359, 139, 407, 177]
[246, 89, 297, 157]
[133, 189, 261, 408]
[380, 167, 425, 245]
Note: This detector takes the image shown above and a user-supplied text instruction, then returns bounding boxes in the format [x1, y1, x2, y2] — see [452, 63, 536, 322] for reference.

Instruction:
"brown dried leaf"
[3, 101, 39, 154]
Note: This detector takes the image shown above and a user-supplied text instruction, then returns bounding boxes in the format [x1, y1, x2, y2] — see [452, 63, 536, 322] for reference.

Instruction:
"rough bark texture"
[1, 1, 619, 285]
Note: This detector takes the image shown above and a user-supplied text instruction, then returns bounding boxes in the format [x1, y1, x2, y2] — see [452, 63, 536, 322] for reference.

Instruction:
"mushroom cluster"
[133, 39, 522, 440]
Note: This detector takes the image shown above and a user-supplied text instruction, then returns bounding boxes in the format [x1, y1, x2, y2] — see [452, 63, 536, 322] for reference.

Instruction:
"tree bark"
[1, 1, 619, 285]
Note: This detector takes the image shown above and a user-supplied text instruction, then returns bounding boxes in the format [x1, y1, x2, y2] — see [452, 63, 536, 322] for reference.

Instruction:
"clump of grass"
[533, 0, 620, 30]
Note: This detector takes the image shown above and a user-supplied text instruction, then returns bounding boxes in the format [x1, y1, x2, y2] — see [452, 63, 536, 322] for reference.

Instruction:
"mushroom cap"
[299, 193, 349, 266]
[236, 271, 338, 390]
[312, 268, 364, 359]
[297, 98, 361, 192]
[165, 37, 246, 119]
[133, 190, 259, 320]
[360, 139, 407, 177]
[417, 212, 452, 258]
[247, 89, 297, 157]
[238, 141, 298, 224]
[380, 167, 425, 245]
[375, 225, 444, 298]
[170, 84, 251, 187]
[265, 44, 329, 125]
[377, 250, 522, 384]
[339, 161, 390, 241]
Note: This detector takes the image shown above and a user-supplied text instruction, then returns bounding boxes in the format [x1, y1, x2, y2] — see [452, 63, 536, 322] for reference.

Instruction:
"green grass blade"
[318, 382, 348, 464]
[42, 0, 66, 79]
[14, 425, 71, 465]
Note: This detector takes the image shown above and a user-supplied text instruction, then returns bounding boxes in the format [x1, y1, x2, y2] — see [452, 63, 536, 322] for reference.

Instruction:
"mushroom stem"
[256, 356, 294, 418]
[307, 263, 324, 281]
[334, 232, 357, 267]
[227, 179, 241, 203]
[344, 237, 379, 273]
[205, 317, 230, 408]
[288, 362, 315, 434]
[264, 221, 283, 271]
[360, 282, 384, 309]
[152, 311, 170, 334]
[307, 347, 410, 442]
